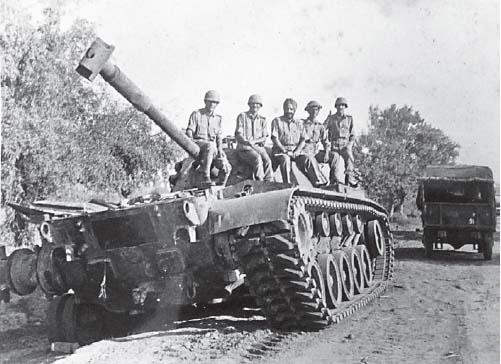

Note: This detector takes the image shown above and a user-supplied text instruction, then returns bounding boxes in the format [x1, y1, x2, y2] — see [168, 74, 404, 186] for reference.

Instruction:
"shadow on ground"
[395, 246, 500, 266]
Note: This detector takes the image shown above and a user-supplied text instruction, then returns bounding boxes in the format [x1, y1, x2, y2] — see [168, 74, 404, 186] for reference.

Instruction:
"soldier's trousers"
[272, 152, 292, 184]
[195, 140, 231, 184]
[316, 146, 354, 184]
[236, 146, 273, 181]
[295, 154, 328, 186]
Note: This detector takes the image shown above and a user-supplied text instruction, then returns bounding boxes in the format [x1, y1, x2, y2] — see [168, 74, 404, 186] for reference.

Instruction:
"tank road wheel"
[60, 295, 104, 345]
[308, 259, 327, 308]
[365, 220, 384, 258]
[343, 248, 364, 295]
[483, 232, 493, 261]
[293, 208, 314, 266]
[332, 250, 354, 301]
[314, 212, 331, 237]
[317, 254, 342, 308]
[355, 245, 373, 287]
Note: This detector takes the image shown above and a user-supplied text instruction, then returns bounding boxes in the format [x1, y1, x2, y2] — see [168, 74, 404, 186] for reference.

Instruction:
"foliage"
[1, 5, 183, 245]
[355, 104, 459, 215]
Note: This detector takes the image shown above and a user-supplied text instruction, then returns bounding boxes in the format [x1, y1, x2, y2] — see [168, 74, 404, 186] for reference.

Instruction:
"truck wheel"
[423, 229, 433, 258]
[483, 232, 493, 261]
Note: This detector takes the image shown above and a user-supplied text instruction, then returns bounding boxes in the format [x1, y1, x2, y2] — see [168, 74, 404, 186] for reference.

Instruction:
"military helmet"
[204, 90, 220, 103]
[305, 100, 322, 111]
[248, 94, 263, 106]
[335, 97, 348, 107]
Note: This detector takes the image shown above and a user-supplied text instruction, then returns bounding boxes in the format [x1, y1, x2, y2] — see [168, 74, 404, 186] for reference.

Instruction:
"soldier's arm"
[293, 124, 306, 157]
[234, 113, 249, 145]
[216, 116, 223, 152]
[254, 117, 268, 145]
[348, 116, 355, 143]
[271, 118, 286, 153]
[186, 111, 197, 139]
[235, 114, 247, 144]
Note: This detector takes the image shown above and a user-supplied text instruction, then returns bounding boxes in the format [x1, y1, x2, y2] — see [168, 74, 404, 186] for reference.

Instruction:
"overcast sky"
[14, 0, 501, 182]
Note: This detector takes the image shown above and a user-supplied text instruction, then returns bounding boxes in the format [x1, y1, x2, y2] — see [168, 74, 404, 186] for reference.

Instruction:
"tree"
[355, 105, 459, 215]
[1, 5, 183, 245]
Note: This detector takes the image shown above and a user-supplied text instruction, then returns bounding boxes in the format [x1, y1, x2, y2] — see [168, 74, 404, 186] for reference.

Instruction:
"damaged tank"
[0, 38, 394, 345]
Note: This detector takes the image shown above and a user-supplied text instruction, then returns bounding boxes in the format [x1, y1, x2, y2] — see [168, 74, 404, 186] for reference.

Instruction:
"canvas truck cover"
[421, 165, 494, 182]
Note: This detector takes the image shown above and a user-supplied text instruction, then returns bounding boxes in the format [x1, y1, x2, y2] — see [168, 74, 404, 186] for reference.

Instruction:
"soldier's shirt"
[301, 118, 326, 155]
[324, 113, 354, 147]
[186, 108, 222, 142]
[271, 116, 304, 152]
[235, 112, 268, 149]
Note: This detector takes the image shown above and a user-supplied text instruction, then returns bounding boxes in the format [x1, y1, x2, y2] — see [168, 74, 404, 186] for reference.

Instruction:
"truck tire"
[423, 229, 433, 258]
[483, 232, 493, 261]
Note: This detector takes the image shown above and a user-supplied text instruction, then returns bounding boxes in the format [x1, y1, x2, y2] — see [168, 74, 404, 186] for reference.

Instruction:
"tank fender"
[209, 188, 296, 234]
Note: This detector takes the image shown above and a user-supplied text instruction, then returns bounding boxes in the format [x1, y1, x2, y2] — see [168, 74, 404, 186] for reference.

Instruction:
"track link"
[240, 193, 394, 330]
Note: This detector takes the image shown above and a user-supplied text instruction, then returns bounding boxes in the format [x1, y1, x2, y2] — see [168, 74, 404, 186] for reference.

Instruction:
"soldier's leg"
[237, 148, 265, 180]
[296, 155, 328, 186]
[341, 147, 356, 185]
[214, 151, 231, 185]
[273, 154, 291, 184]
[255, 146, 273, 181]
[195, 141, 215, 182]
[329, 149, 345, 184]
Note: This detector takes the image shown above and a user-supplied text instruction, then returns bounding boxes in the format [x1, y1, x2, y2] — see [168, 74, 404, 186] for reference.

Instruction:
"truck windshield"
[424, 181, 492, 204]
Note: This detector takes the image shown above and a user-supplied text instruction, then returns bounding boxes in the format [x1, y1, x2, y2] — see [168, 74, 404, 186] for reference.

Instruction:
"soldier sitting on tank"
[234, 94, 273, 181]
[301, 100, 329, 186]
[186, 90, 231, 187]
[320, 97, 357, 187]
[270, 98, 327, 186]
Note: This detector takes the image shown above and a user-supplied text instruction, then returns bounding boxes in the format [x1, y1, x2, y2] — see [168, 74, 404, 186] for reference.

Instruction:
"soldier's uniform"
[322, 111, 355, 185]
[302, 117, 327, 156]
[271, 115, 302, 184]
[235, 111, 273, 181]
[186, 108, 231, 185]
[299, 117, 329, 186]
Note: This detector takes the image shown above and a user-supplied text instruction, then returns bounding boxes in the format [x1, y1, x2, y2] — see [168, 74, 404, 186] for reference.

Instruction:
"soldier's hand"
[323, 151, 330, 163]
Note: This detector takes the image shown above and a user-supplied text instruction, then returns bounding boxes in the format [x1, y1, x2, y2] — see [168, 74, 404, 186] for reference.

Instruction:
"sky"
[10, 0, 501, 182]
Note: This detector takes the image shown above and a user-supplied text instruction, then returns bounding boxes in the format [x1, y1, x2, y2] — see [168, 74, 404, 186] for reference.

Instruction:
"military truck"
[416, 165, 496, 259]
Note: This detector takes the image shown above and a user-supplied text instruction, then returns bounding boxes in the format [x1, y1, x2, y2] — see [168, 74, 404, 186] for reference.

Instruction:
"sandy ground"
[0, 232, 499, 364]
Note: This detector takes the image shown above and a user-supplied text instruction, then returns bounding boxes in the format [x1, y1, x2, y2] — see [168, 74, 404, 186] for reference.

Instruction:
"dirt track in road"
[0, 233, 499, 364]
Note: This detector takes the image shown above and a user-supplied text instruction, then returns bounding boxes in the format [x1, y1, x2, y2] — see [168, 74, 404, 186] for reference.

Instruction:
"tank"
[0, 38, 394, 345]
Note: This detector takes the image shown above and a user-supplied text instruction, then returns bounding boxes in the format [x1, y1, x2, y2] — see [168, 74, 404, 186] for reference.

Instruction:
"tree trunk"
[389, 203, 395, 217]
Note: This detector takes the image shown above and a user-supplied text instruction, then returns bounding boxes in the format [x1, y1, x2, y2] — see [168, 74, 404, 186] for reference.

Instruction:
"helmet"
[335, 97, 348, 107]
[204, 90, 220, 103]
[305, 100, 322, 111]
[248, 94, 263, 106]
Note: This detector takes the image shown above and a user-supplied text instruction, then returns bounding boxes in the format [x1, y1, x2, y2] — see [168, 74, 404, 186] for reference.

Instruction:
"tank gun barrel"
[76, 38, 200, 159]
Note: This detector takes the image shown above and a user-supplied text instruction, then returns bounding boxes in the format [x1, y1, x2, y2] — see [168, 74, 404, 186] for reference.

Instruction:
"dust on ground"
[0, 231, 499, 364]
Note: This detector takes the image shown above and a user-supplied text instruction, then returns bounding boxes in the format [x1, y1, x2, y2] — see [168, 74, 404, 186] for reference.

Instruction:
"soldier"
[300, 100, 329, 186]
[271, 98, 326, 186]
[302, 100, 328, 159]
[322, 97, 356, 186]
[235, 94, 273, 181]
[186, 90, 231, 186]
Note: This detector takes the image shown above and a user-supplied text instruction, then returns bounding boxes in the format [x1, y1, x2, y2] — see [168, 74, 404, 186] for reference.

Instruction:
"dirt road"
[0, 233, 499, 364]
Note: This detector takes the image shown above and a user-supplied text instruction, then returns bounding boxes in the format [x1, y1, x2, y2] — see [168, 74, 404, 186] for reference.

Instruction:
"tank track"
[239, 193, 394, 330]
